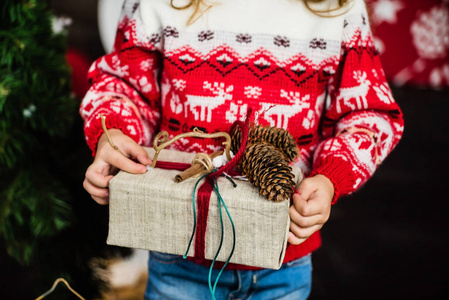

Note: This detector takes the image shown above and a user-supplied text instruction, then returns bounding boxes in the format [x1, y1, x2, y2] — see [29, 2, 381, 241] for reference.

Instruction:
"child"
[81, 0, 404, 298]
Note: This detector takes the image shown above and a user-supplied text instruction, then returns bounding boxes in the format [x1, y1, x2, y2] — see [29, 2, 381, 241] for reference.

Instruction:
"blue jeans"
[145, 251, 312, 300]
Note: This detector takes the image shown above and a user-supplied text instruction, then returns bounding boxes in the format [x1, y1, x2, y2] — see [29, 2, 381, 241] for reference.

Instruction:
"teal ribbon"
[183, 173, 208, 260]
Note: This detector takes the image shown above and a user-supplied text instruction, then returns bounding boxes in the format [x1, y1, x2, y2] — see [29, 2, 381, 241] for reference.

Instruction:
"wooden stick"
[175, 151, 223, 182]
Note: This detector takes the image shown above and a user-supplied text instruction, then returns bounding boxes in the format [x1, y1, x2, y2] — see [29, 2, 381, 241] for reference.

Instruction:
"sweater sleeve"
[79, 0, 162, 155]
[310, 0, 404, 203]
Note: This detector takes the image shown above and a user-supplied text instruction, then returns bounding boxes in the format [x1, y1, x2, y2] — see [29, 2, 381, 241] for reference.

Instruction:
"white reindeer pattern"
[261, 90, 310, 129]
[185, 81, 234, 122]
[336, 71, 371, 113]
[167, 79, 186, 114]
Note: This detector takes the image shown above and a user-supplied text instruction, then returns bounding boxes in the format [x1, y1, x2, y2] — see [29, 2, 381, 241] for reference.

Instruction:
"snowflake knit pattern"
[80, 0, 404, 268]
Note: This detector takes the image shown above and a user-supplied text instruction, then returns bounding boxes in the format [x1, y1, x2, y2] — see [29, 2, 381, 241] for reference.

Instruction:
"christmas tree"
[1, 1, 112, 297]
[0, 0, 75, 264]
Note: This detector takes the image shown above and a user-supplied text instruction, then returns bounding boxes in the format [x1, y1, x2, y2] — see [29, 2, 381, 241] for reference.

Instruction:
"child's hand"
[83, 129, 152, 205]
[288, 174, 334, 245]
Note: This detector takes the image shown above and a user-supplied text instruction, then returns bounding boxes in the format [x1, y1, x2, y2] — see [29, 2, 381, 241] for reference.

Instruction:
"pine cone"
[231, 125, 298, 162]
[230, 124, 242, 155]
[241, 142, 295, 202]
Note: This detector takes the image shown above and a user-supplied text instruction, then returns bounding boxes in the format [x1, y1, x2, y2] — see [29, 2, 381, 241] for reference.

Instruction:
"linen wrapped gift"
[107, 144, 302, 270]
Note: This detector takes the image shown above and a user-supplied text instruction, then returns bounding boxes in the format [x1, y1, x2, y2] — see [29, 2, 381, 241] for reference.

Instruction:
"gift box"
[107, 147, 302, 269]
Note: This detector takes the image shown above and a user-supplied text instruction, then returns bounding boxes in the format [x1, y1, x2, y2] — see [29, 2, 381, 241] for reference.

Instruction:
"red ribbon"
[155, 161, 191, 171]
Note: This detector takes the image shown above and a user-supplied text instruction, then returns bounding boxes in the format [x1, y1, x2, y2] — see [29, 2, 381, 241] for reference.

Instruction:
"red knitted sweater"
[80, 0, 403, 269]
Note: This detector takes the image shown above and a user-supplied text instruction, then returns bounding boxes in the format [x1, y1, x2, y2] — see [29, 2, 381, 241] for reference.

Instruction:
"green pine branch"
[1, 168, 72, 264]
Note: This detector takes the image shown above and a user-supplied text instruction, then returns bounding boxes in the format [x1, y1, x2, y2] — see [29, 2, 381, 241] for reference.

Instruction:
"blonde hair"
[170, 0, 212, 25]
[304, 0, 354, 17]
[170, 0, 354, 25]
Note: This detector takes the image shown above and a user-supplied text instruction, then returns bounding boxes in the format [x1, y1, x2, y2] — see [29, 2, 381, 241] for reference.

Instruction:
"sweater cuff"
[84, 112, 141, 157]
[309, 155, 358, 204]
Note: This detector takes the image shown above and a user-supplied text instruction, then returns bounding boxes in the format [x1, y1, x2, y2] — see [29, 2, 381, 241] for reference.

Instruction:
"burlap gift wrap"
[107, 147, 303, 269]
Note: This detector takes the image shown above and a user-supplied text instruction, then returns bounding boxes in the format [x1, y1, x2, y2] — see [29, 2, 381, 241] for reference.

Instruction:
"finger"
[83, 179, 110, 203]
[292, 193, 323, 217]
[296, 178, 317, 200]
[123, 143, 152, 166]
[86, 169, 114, 188]
[289, 206, 323, 228]
[135, 151, 152, 166]
[83, 178, 110, 198]
[288, 232, 306, 245]
[107, 150, 148, 174]
[92, 195, 110, 205]
[289, 222, 322, 241]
